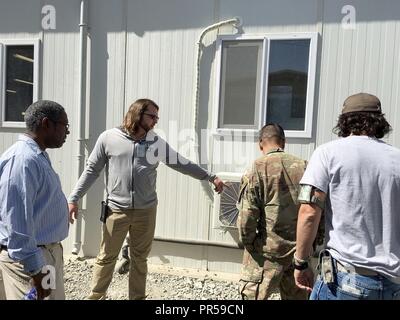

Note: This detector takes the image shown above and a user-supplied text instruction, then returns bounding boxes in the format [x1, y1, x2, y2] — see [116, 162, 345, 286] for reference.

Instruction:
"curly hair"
[121, 98, 159, 135]
[333, 112, 392, 138]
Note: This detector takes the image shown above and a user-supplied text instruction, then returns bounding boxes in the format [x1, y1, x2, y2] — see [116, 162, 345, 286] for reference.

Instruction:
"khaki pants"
[88, 206, 157, 300]
[0, 268, 5, 300]
[0, 243, 65, 300]
[240, 257, 308, 300]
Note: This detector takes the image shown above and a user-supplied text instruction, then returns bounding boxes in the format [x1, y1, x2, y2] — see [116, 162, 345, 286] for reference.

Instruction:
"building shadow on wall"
[149, 240, 243, 268]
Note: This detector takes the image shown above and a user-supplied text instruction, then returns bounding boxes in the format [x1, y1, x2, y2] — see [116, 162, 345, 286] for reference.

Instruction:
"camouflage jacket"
[237, 149, 307, 280]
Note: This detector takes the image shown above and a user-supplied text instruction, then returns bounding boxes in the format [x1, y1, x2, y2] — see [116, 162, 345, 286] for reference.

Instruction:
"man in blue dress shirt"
[0, 100, 70, 300]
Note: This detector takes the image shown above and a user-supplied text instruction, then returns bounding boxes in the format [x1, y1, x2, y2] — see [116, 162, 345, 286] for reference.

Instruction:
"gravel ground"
[64, 255, 245, 300]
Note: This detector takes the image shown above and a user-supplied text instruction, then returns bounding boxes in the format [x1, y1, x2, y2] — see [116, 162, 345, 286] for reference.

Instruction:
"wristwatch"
[293, 254, 310, 271]
[208, 174, 217, 183]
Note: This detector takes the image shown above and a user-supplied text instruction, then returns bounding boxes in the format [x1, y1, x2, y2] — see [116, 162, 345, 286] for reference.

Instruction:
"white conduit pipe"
[191, 18, 241, 253]
[192, 17, 241, 153]
[72, 0, 88, 255]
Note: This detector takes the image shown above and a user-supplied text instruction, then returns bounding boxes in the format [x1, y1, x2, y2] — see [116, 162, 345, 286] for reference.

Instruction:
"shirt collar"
[266, 147, 284, 155]
[18, 134, 45, 155]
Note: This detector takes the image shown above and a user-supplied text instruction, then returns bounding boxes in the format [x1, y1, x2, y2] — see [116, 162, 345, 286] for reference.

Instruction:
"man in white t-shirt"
[293, 92, 400, 300]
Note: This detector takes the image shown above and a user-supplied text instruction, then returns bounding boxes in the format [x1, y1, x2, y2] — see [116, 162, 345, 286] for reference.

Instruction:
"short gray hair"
[24, 100, 65, 132]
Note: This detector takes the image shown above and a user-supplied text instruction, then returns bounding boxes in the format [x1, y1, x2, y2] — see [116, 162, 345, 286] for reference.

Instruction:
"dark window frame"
[0, 39, 40, 128]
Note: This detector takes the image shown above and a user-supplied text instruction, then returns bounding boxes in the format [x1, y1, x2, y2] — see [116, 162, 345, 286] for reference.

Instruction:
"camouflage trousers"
[239, 258, 308, 300]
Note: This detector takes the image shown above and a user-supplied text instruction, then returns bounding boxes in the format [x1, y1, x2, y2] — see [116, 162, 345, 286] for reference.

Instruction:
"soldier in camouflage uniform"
[237, 123, 308, 300]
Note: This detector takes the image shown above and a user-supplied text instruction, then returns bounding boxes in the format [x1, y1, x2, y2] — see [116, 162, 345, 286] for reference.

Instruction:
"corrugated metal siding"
[73, 0, 129, 256]
[204, 0, 320, 273]
[42, 29, 80, 194]
[0, 0, 43, 172]
[0, 1, 83, 255]
[316, 0, 400, 148]
[1, 0, 400, 274]
[0, 0, 80, 200]
[123, 1, 218, 269]
[141, 0, 400, 273]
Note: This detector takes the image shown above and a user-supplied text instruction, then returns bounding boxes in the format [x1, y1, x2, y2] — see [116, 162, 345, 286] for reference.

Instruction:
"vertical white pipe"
[192, 17, 241, 155]
[191, 17, 241, 235]
[72, 0, 88, 255]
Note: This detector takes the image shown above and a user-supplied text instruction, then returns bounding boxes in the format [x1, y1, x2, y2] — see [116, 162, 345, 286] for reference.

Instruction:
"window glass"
[219, 41, 262, 129]
[5, 45, 34, 122]
[266, 39, 310, 130]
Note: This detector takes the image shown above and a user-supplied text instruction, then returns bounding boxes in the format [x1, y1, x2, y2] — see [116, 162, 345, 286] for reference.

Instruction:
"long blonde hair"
[122, 98, 159, 135]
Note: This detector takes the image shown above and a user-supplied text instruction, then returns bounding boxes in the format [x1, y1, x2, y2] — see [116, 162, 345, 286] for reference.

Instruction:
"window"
[214, 33, 318, 138]
[0, 39, 40, 127]
[218, 40, 263, 130]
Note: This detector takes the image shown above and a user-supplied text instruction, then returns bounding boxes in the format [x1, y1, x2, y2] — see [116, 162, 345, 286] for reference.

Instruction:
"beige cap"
[342, 93, 382, 114]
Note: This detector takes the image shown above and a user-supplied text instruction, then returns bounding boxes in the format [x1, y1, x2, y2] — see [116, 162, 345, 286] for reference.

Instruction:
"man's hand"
[68, 202, 79, 224]
[31, 271, 51, 300]
[294, 268, 315, 293]
[212, 177, 225, 194]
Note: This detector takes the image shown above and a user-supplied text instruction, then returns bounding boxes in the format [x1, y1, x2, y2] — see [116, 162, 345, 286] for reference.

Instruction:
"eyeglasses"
[51, 120, 70, 130]
[143, 113, 159, 121]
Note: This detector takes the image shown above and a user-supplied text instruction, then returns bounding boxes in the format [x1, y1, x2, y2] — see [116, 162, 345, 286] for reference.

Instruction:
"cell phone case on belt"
[100, 200, 110, 223]
[319, 250, 335, 284]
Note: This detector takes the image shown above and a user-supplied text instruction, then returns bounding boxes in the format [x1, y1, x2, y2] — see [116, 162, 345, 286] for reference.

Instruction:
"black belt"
[0, 244, 47, 251]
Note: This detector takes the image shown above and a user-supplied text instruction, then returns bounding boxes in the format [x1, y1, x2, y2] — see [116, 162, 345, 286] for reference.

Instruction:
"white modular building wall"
[0, 0, 82, 214]
[0, 0, 400, 274]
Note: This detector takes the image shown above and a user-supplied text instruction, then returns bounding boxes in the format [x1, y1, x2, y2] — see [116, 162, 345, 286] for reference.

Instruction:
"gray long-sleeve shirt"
[68, 128, 213, 209]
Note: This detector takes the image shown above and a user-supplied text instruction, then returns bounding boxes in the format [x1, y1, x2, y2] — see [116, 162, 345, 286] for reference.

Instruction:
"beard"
[139, 120, 153, 132]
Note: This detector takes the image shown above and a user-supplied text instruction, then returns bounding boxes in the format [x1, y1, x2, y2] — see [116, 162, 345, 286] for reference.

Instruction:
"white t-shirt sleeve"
[300, 146, 330, 193]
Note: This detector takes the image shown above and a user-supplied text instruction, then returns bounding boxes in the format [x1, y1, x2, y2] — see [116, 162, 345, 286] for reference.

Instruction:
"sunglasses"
[143, 113, 159, 121]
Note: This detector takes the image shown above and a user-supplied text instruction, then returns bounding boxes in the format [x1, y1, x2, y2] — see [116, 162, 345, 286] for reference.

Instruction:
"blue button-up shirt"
[0, 134, 69, 272]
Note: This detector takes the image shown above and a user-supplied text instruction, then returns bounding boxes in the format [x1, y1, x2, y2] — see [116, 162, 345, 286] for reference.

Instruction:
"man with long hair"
[294, 93, 400, 299]
[68, 98, 224, 300]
